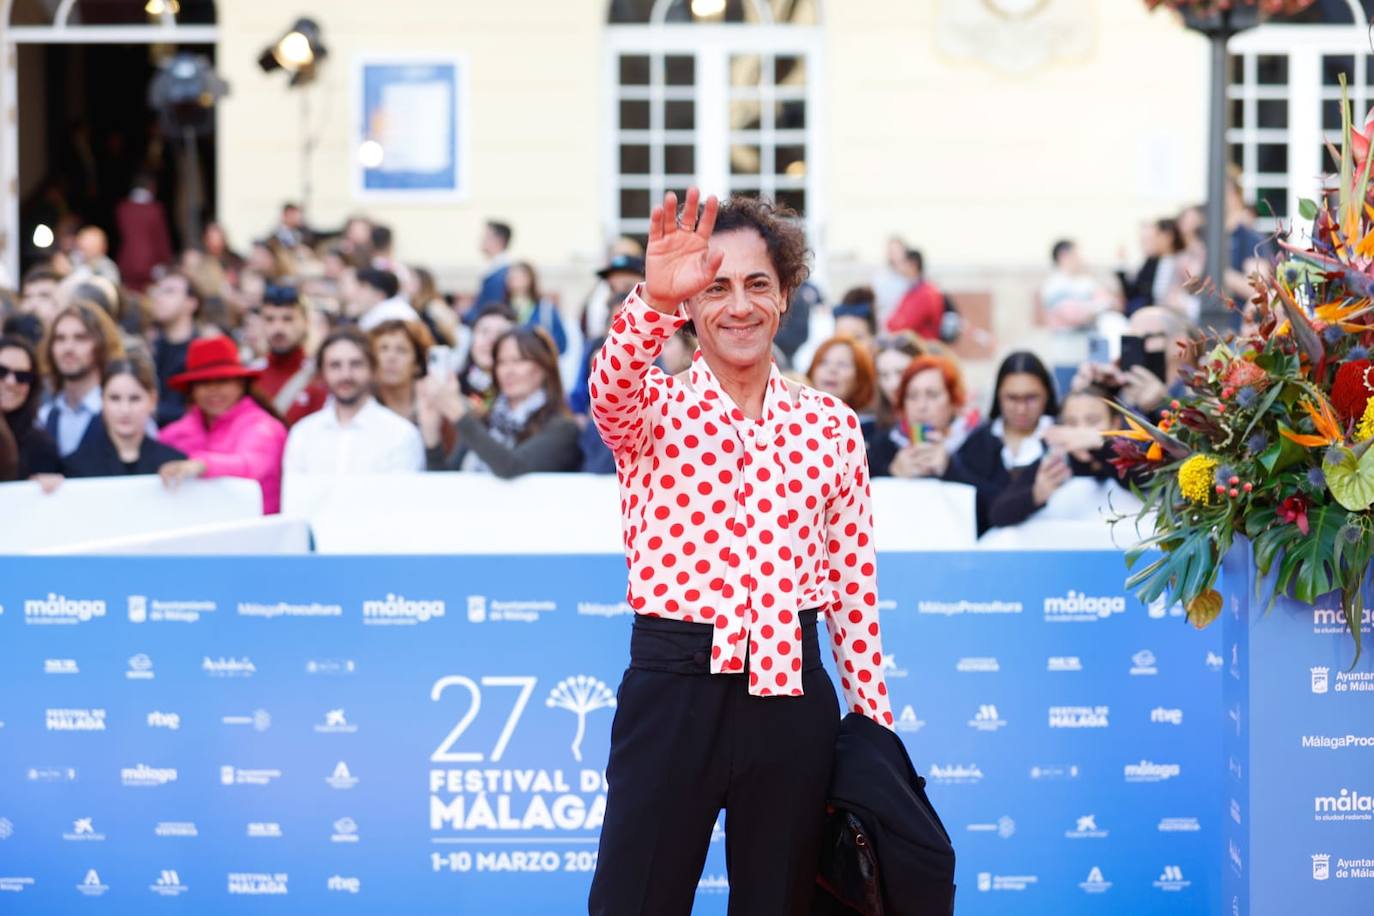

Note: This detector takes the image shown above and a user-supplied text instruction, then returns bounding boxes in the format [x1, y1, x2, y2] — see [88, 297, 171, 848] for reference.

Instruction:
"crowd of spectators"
[0, 183, 1231, 540]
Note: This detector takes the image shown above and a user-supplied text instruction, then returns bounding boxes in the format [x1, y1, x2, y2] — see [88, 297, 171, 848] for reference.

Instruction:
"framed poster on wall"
[353, 54, 468, 200]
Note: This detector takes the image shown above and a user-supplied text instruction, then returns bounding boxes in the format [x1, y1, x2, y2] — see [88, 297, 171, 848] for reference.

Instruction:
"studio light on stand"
[148, 52, 229, 250]
[259, 17, 328, 219]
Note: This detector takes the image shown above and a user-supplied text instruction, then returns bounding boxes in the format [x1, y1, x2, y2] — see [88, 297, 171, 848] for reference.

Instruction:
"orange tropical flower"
[1279, 395, 1344, 448]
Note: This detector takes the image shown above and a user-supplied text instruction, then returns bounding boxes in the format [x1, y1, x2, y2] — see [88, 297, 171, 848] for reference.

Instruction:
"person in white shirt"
[349, 267, 420, 331]
[282, 326, 424, 477]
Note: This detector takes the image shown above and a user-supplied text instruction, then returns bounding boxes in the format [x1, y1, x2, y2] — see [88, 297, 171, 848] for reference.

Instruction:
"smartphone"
[1119, 335, 1167, 383]
[1087, 334, 1112, 366]
[427, 344, 455, 378]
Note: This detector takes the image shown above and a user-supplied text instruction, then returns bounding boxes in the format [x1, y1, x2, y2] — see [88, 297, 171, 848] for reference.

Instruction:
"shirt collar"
[322, 395, 379, 429]
[55, 385, 102, 416]
[687, 350, 789, 428]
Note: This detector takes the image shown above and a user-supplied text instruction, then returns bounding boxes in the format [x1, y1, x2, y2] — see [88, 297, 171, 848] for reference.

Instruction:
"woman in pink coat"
[158, 336, 288, 513]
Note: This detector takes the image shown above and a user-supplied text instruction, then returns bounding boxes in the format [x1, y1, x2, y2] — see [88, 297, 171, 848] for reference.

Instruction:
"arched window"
[605, 0, 823, 257]
[1227, 0, 1369, 232]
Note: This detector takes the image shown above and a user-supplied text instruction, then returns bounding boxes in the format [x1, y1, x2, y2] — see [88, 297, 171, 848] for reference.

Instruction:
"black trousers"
[588, 611, 839, 916]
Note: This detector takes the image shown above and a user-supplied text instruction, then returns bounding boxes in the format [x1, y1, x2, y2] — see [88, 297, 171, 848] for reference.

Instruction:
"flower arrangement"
[1109, 78, 1374, 659]
[1142, 0, 1316, 16]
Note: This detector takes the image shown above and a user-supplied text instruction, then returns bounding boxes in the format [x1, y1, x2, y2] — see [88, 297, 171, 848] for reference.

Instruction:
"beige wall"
[217, 0, 608, 287]
[217, 0, 1209, 289]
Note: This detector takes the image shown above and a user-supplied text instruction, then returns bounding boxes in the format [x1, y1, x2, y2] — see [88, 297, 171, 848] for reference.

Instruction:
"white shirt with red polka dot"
[590, 287, 894, 729]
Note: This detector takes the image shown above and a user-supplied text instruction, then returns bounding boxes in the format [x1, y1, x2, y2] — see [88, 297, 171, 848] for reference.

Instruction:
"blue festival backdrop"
[0, 552, 1222, 913]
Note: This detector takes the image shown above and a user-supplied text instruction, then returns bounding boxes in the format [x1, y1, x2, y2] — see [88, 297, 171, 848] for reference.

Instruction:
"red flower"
[1278, 494, 1310, 536]
[1223, 358, 1268, 393]
[1331, 359, 1374, 422]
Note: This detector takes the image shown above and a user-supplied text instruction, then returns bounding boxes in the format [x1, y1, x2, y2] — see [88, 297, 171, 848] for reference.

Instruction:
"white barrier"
[284, 473, 980, 554]
[975, 479, 1151, 550]
[29, 516, 312, 555]
[1, 476, 263, 554]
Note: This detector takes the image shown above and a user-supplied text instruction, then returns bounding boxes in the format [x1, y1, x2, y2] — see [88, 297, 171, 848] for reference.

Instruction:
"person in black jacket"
[420, 326, 580, 478]
[987, 386, 1120, 530]
[63, 355, 187, 478]
[948, 350, 1059, 535]
[0, 335, 61, 480]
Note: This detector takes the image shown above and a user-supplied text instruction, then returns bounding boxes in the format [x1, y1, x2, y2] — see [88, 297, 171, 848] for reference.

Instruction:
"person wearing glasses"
[0, 335, 61, 480]
[948, 350, 1060, 534]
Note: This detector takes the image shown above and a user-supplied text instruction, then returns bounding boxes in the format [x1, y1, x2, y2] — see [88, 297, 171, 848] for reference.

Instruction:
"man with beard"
[253, 284, 327, 426]
[37, 302, 126, 456]
[147, 270, 202, 427]
[281, 326, 424, 478]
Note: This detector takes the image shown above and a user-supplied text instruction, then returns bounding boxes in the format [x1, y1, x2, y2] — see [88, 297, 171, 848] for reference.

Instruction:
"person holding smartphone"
[1072, 305, 1194, 420]
[869, 353, 977, 479]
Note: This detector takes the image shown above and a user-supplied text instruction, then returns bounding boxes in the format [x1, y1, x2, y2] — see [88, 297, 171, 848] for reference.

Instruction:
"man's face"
[150, 275, 195, 327]
[261, 304, 308, 355]
[21, 279, 59, 328]
[833, 316, 874, 352]
[480, 227, 504, 259]
[51, 315, 96, 382]
[282, 206, 303, 229]
[321, 340, 372, 406]
[684, 230, 785, 374]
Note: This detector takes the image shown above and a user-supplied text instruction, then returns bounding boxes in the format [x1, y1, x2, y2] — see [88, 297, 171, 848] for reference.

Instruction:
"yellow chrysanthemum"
[1178, 454, 1219, 504]
[1358, 399, 1374, 441]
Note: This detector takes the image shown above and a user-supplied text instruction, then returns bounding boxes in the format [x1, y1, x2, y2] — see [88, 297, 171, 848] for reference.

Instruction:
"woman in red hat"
[158, 336, 289, 513]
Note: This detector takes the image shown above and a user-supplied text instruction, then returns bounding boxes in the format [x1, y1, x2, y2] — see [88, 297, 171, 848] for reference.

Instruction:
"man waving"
[588, 188, 892, 916]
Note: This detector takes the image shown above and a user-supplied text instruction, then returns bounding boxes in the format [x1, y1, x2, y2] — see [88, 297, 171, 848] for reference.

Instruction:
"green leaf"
[1324, 444, 1374, 511]
[1260, 433, 1309, 475]
[1286, 504, 1348, 604]
[1299, 198, 1319, 220]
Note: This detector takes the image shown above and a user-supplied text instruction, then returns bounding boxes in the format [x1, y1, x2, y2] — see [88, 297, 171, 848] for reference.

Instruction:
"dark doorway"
[17, 42, 217, 271]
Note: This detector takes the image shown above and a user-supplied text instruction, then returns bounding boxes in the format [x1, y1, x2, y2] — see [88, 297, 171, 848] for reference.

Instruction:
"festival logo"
[1158, 817, 1201, 832]
[1079, 867, 1112, 894]
[956, 657, 1000, 673]
[331, 818, 359, 843]
[237, 601, 340, 619]
[327, 875, 361, 894]
[916, 599, 1022, 616]
[126, 654, 154, 680]
[150, 870, 189, 896]
[966, 816, 1015, 839]
[363, 593, 446, 626]
[326, 761, 359, 790]
[203, 656, 255, 677]
[928, 763, 984, 785]
[24, 593, 106, 626]
[154, 822, 198, 838]
[968, 704, 1007, 732]
[221, 710, 271, 732]
[227, 873, 288, 895]
[1047, 656, 1082, 672]
[1044, 591, 1125, 623]
[315, 709, 358, 734]
[62, 818, 105, 842]
[121, 764, 177, 787]
[546, 676, 616, 762]
[1048, 705, 1109, 728]
[1231, 799, 1242, 825]
[1130, 649, 1158, 676]
[977, 872, 1038, 892]
[247, 823, 283, 838]
[1067, 814, 1108, 839]
[0, 876, 33, 893]
[147, 711, 181, 730]
[1206, 651, 1224, 672]
[1314, 788, 1374, 822]
[220, 766, 282, 786]
[1153, 865, 1191, 892]
[1124, 761, 1180, 783]
[43, 658, 79, 675]
[1150, 707, 1184, 726]
[1028, 763, 1080, 781]
[305, 658, 357, 675]
[26, 766, 77, 783]
[45, 708, 105, 731]
[895, 705, 926, 733]
[76, 869, 109, 897]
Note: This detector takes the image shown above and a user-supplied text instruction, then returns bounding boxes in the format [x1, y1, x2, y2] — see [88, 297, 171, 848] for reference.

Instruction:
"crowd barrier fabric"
[0, 477, 262, 554]
[0, 552, 1219, 913]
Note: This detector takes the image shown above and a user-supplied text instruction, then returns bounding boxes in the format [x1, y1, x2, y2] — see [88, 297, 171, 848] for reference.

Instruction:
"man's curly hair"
[711, 196, 811, 295]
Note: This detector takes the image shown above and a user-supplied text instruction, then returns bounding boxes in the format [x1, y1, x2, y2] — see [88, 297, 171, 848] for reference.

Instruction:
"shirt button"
[692, 651, 708, 666]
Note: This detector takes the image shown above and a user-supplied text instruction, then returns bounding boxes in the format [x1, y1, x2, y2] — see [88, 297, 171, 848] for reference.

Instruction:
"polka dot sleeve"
[823, 417, 895, 729]
[588, 286, 683, 463]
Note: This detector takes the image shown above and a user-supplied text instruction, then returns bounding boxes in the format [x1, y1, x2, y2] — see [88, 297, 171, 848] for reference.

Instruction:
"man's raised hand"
[643, 187, 724, 314]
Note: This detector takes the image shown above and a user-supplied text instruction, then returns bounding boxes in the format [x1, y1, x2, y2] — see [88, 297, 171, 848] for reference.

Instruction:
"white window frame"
[0, 0, 218, 281]
[604, 7, 825, 280]
[1228, 3, 1368, 233]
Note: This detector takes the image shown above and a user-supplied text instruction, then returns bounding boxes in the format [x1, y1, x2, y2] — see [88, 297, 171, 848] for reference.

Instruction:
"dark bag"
[814, 713, 956, 916]
[938, 292, 963, 344]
